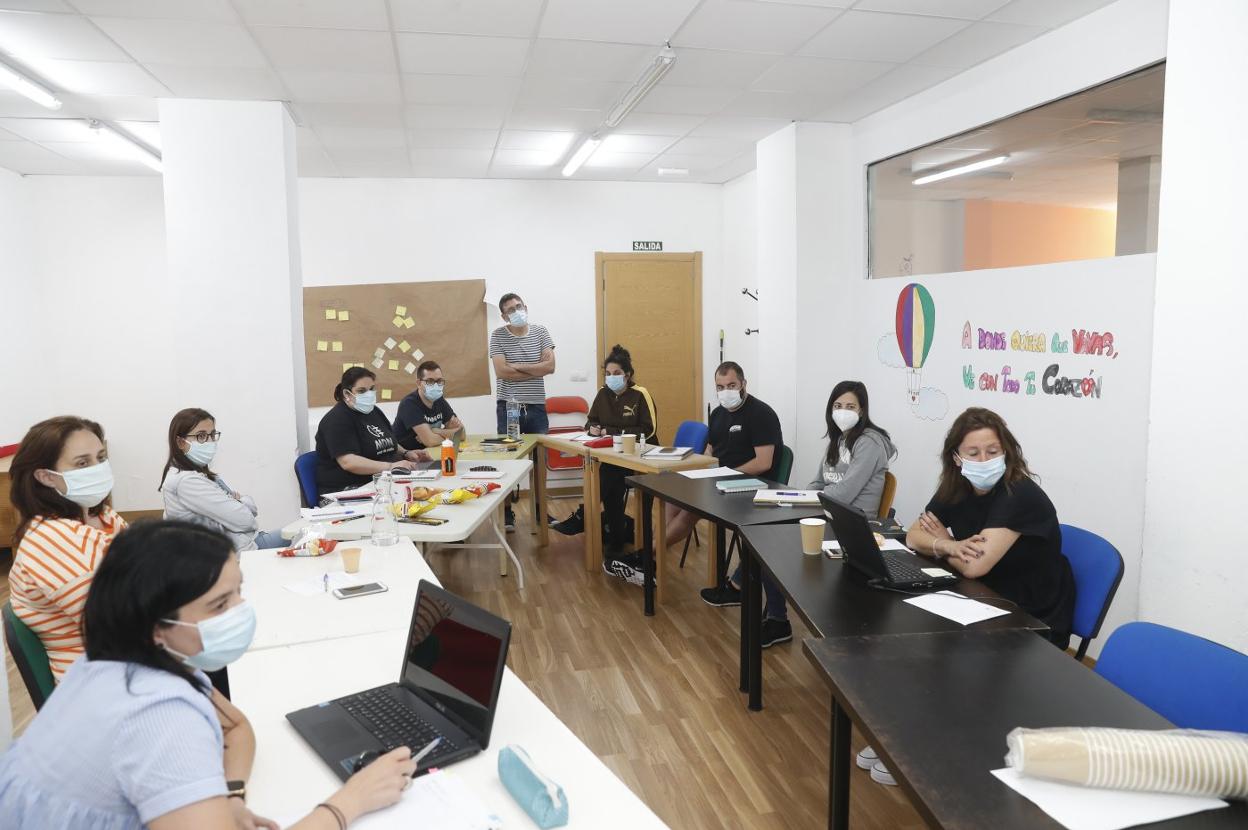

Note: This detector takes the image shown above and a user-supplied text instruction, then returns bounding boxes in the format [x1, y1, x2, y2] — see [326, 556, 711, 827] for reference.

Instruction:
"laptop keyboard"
[338, 687, 459, 755]
[881, 551, 935, 583]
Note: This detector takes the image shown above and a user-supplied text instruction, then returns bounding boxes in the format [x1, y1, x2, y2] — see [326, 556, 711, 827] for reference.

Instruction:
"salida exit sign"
[632, 241, 663, 251]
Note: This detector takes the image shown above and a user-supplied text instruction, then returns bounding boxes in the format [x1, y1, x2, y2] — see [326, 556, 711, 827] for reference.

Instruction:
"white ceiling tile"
[854, 0, 1010, 18]
[672, 0, 843, 55]
[402, 74, 519, 106]
[409, 147, 493, 167]
[719, 89, 826, 119]
[295, 101, 403, 127]
[0, 88, 63, 117]
[689, 115, 788, 141]
[74, 0, 237, 21]
[91, 18, 267, 67]
[526, 39, 654, 82]
[988, 0, 1116, 28]
[297, 150, 339, 177]
[498, 129, 574, 154]
[404, 102, 507, 129]
[666, 134, 751, 159]
[0, 2, 72, 11]
[583, 150, 652, 170]
[0, 116, 89, 141]
[649, 151, 734, 172]
[145, 64, 285, 98]
[281, 70, 401, 104]
[234, 0, 389, 30]
[395, 33, 529, 77]
[600, 133, 677, 154]
[20, 57, 169, 96]
[0, 139, 81, 173]
[661, 48, 778, 88]
[799, 10, 970, 62]
[751, 56, 894, 95]
[613, 111, 704, 135]
[327, 146, 410, 169]
[0, 10, 128, 60]
[117, 119, 160, 149]
[408, 127, 498, 149]
[911, 20, 1045, 68]
[316, 125, 407, 150]
[503, 107, 602, 131]
[392, 0, 544, 38]
[633, 85, 739, 116]
[410, 163, 488, 178]
[57, 92, 157, 119]
[540, 0, 701, 45]
[749, 0, 850, 6]
[704, 150, 757, 182]
[38, 138, 148, 163]
[334, 163, 412, 178]
[250, 27, 396, 73]
[516, 77, 626, 111]
[0, 124, 20, 138]
[811, 62, 961, 121]
[491, 147, 562, 167]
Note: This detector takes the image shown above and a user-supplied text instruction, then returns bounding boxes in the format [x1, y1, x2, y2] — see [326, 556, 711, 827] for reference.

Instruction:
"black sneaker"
[503, 506, 515, 532]
[700, 583, 742, 607]
[603, 556, 645, 586]
[760, 618, 793, 648]
[551, 506, 584, 536]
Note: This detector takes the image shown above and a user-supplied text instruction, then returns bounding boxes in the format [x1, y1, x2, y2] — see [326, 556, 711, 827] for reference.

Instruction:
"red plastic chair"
[545, 395, 589, 471]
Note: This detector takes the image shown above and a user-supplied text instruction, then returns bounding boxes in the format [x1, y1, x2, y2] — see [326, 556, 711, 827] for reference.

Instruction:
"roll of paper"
[1005, 727, 1248, 799]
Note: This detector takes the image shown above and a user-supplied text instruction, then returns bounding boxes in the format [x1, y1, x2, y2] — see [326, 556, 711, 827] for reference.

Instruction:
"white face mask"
[47, 460, 114, 508]
[717, 388, 743, 410]
[957, 454, 1007, 491]
[350, 390, 377, 415]
[831, 410, 860, 432]
[161, 600, 256, 672]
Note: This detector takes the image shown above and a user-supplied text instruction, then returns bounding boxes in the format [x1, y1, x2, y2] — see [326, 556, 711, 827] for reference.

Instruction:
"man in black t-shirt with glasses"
[393, 360, 465, 451]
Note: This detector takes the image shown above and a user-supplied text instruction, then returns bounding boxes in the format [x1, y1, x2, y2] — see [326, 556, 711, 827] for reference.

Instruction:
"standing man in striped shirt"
[490, 292, 555, 531]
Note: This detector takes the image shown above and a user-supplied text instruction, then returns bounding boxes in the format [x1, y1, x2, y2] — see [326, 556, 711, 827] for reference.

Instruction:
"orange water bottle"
[440, 439, 457, 476]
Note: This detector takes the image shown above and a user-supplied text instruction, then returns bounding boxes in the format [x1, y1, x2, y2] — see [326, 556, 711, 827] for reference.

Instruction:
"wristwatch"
[226, 780, 247, 801]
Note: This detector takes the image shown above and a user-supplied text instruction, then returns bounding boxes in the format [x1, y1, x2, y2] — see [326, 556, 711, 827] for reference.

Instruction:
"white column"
[1140, 0, 1248, 650]
[159, 99, 307, 523]
[1114, 155, 1161, 255]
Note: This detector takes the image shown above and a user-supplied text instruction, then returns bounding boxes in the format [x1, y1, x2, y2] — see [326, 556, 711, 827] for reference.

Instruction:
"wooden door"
[595, 252, 702, 443]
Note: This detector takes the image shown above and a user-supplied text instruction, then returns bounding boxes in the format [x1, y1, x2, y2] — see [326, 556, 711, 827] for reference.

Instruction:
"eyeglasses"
[182, 431, 222, 444]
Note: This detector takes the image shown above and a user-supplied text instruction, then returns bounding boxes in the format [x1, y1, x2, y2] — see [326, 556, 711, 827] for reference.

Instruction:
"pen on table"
[330, 513, 360, 524]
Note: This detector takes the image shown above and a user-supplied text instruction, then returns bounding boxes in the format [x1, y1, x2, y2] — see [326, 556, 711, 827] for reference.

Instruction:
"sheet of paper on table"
[989, 767, 1227, 830]
[903, 590, 1010, 626]
[283, 572, 369, 597]
[280, 771, 501, 830]
[678, 466, 739, 479]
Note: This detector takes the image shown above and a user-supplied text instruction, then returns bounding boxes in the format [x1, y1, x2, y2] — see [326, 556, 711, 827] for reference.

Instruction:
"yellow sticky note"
[398, 340, 411, 353]
[404, 362, 417, 375]
[316, 340, 328, 352]
[331, 341, 343, 352]
[395, 305, 407, 316]
[325, 309, 337, 320]
[388, 359, 399, 371]
[392, 316, 404, 328]
[342, 362, 352, 372]
[412, 349, 424, 362]
[338, 310, 350, 322]
[403, 317, 415, 329]
[381, 389, 393, 401]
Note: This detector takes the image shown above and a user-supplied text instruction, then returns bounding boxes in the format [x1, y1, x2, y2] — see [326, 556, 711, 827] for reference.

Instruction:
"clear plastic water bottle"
[506, 396, 521, 440]
[370, 471, 399, 547]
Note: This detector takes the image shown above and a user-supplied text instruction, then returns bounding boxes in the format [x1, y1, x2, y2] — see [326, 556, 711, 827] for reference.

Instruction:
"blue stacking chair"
[1059, 524, 1125, 660]
[675, 421, 710, 568]
[294, 451, 319, 508]
[1095, 622, 1248, 732]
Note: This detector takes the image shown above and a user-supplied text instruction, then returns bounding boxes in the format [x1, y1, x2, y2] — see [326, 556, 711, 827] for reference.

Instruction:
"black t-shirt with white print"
[315, 401, 400, 495]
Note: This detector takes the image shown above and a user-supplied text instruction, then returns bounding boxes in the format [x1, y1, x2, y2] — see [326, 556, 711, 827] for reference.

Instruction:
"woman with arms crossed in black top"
[314, 367, 431, 497]
[906, 407, 1075, 649]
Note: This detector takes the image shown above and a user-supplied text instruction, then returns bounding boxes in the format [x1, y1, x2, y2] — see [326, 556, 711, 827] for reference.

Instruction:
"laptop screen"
[399, 581, 511, 745]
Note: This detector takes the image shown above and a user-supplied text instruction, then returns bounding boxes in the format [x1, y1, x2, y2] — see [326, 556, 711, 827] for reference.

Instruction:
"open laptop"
[287, 580, 512, 781]
[820, 494, 956, 590]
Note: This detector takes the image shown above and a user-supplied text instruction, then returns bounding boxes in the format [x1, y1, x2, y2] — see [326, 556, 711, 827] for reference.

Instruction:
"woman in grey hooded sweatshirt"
[810, 380, 896, 516]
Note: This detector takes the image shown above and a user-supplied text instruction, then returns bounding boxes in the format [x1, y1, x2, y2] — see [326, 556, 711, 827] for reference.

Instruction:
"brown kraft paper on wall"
[303, 279, 490, 408]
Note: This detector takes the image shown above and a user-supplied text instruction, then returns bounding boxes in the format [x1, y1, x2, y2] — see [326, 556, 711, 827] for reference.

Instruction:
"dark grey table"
[804, 629, 1247, 830]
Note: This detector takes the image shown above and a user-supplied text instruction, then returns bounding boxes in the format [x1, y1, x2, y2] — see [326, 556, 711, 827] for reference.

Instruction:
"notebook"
[753, 489, 821, 505]
[715, 478, 767, 493]
[643, 446, 693, 459]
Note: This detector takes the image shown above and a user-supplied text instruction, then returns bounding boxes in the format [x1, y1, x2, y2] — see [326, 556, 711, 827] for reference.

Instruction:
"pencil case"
[498, 745, 568, 828]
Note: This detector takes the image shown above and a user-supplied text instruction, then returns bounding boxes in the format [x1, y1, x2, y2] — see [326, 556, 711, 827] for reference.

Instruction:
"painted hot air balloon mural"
[895, 283, 935, 402]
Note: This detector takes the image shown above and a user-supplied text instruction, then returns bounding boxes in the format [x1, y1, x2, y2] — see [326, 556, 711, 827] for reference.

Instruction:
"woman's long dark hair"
[158, 407, 216, 491]
[83, 519, 235, 694]
[603, 344, 635, 387]
[824, 381, 889, 463]
[9, 416, 111, 546]
[933, 407, 1034, 504]
[335, 367, 376, 403]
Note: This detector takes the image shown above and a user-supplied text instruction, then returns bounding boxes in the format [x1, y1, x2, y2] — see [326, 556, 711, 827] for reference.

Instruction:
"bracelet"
[317, 803, 347, 830]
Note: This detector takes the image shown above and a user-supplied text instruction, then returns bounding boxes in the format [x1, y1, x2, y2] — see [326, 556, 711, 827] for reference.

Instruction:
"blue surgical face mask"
[48, 460, 114, 508]
[162, 600, 256, 672]
[351, 390, 377, 414]
[508, 309, 528, 327]
[423, 382, 444, 402]
[605, 374, 627, 393]
[957, 454, 1006, 491]
[185, 441, 217, 467]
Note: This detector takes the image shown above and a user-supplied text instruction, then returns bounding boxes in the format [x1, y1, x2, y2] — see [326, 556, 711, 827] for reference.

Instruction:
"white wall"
[298, 178, 726, 444]
[0, 168, 39, 445]
[1140, 0, 1248, 651]
[871, 199, 964, 279]
[721, 172, 759, 377]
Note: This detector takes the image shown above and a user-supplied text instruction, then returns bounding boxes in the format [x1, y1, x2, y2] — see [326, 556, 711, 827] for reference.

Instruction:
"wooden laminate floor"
[3, 499, 923, 829]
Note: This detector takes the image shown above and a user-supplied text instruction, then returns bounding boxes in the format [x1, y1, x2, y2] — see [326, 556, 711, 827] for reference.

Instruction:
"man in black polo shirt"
[393, 360, 465, 451]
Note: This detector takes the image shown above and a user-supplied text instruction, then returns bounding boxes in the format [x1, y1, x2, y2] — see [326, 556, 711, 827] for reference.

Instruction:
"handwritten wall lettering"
[961, 321, 1118, 402]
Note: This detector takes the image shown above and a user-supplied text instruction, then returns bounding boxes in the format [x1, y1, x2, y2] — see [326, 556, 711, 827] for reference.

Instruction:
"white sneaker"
[870, 760, 897, 787]
[856, 746, 878, 770]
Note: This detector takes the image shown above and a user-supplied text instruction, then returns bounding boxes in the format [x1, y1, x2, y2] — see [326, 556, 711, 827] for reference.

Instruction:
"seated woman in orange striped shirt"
[8, 416, 126, 681]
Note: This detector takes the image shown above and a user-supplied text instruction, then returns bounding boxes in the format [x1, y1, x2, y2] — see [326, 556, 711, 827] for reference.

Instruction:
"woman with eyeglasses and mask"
[7, 415, 127, 682]
[314, 367, 431, 497]
[159, 408, 286, 551]
[0, 520, 416, 829]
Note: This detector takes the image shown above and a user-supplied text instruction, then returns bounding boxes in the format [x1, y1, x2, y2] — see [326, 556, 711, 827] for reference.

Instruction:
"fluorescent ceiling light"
[605, 46, 676, 129]
[913, 155, 1009, 186]
[87, 119, 163, 172]
[561, 136, 601, 177]
[0, 60, 61, 110]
